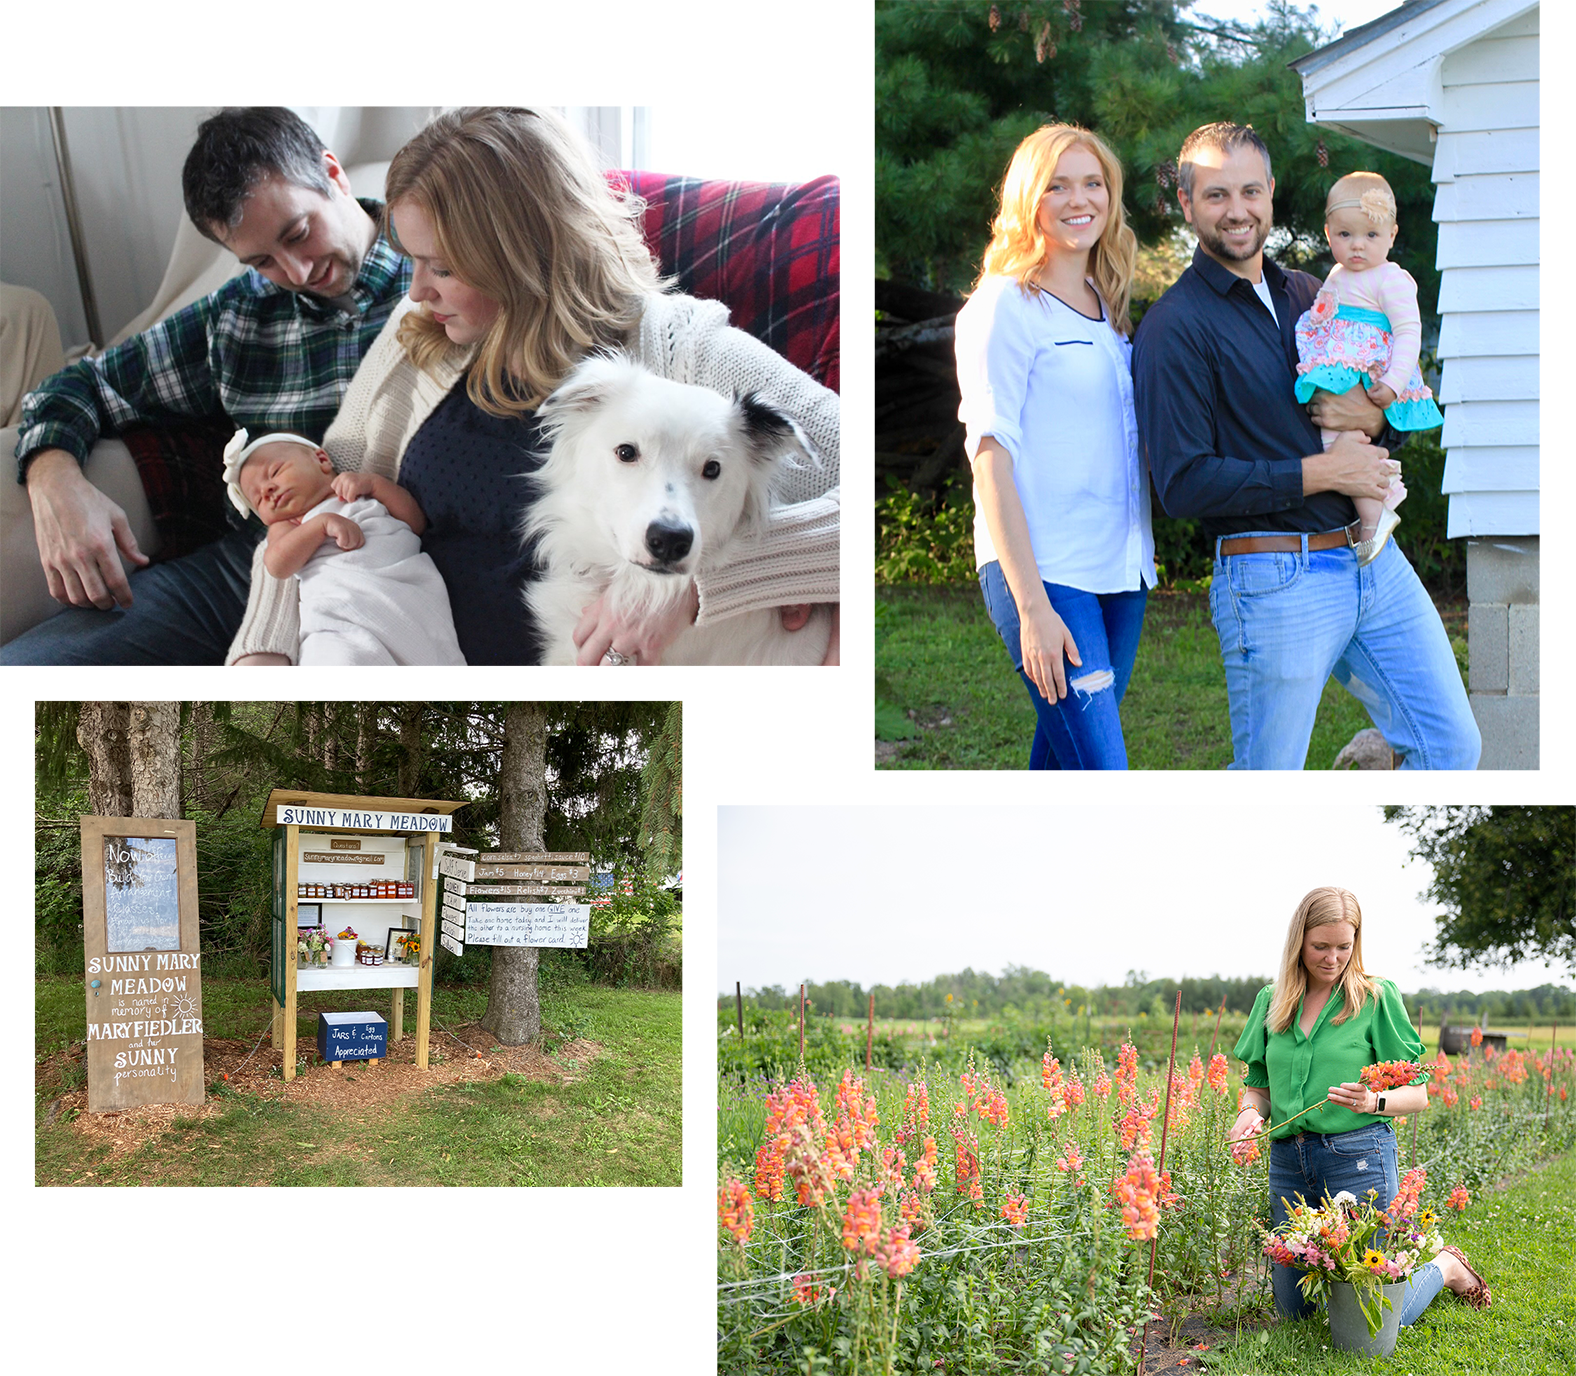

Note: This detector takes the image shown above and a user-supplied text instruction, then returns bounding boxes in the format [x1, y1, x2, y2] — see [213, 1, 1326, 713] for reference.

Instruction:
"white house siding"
[1431, 9, 1539, 537]
[1437, 8, 1576, 772]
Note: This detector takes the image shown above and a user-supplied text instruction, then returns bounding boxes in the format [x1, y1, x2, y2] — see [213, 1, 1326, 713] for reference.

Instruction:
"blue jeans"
[1268, 1126, 1445, 1324]
[978, 561, 1147, 770]
[0, 526, 260, 665]
[1208, 535, 1479, 770]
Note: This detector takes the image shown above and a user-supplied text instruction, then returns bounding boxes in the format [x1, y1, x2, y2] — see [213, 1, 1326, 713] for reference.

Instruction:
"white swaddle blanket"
[295, 495, 465, 665]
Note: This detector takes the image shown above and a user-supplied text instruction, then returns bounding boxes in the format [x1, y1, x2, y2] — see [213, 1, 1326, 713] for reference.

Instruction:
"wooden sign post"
[80, 816, 204, 1113]
[450, 851, 591, 957]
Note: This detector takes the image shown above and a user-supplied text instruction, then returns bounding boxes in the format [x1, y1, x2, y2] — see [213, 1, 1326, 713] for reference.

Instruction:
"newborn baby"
[224, 430, 465, 665]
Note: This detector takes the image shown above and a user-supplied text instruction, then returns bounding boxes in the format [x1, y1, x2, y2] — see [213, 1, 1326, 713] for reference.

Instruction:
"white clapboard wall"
[1437, 10, 1576, 535]
[1292, 1, 1576, 535]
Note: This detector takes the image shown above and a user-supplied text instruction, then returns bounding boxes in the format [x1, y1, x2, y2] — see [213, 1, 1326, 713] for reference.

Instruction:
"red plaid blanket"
[129, 170, 839, 558]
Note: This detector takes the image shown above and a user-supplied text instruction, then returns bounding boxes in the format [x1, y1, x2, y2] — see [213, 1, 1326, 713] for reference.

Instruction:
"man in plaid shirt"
[4, 107, 411, 664]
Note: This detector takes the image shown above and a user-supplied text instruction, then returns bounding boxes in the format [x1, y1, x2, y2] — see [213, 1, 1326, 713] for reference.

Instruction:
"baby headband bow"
[222, 427, 322, 517]
[1327, 187, 1396, 225]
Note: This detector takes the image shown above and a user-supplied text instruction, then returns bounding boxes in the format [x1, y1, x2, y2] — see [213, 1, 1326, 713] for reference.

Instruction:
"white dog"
[522, 353, 833, 665]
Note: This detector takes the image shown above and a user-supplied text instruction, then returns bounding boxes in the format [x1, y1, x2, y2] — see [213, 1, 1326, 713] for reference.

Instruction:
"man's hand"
[574, 580, 699, 665]
[1302, 431, 1397, 502]
[322, 513, 364, 551]
[1307, 381, 1387, 438]
[331, 471, 378, 503]
[25, 448, 150, 609]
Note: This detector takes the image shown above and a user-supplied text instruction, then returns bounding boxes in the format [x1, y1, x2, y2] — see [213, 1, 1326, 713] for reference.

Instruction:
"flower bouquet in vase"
[396, 931, 422, 965]
[1262, 1166, 1444, 1356]
[305, 929, 327, 968]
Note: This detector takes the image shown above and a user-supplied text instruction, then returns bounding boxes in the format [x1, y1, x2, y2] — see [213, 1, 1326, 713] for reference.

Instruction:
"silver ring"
[604, 649, 636, 666]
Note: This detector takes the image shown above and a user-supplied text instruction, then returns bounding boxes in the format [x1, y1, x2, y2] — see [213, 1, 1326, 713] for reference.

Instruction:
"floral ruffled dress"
[1294, 288, 1443, 431]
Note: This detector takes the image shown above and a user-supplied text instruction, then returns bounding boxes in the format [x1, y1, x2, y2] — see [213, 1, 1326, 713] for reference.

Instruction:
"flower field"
[717, 1015, 1576, 1375]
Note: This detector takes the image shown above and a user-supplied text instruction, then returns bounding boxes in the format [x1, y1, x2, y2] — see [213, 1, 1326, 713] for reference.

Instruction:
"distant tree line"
[723, 965, 1576, 1024]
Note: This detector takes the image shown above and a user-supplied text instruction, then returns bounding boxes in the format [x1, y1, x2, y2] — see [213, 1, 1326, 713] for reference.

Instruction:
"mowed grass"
[876, 585, 1468, 771]
[1202, 1152, 1576, 1376]
[35, 977, 680, 1188]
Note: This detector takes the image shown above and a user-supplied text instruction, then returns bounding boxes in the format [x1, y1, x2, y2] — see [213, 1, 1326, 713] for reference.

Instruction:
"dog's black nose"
[645, 521, 693, 564]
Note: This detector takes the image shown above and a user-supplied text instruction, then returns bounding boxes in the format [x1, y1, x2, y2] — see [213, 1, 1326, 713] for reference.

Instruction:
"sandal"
[1441, 1244, 1492, 1309]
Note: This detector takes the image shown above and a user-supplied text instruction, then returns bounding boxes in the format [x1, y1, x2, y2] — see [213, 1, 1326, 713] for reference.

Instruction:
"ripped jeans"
[978, 562, 1147, 770]
[1268, 1126, 1445, 1323]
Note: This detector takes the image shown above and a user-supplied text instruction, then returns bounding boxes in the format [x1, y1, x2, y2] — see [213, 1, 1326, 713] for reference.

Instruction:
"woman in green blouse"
[1228, 886, 1491, 1319]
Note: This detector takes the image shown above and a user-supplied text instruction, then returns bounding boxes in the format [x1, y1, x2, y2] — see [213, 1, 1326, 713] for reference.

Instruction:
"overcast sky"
[719, 806, 1569, 997]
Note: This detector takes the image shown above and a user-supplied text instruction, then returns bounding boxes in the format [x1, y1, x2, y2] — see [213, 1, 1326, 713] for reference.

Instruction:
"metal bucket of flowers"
[1262, 1167, 1445, 1356]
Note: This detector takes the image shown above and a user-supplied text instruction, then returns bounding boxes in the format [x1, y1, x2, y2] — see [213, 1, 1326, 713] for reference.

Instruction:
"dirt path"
[38, 1022, 601, 1158]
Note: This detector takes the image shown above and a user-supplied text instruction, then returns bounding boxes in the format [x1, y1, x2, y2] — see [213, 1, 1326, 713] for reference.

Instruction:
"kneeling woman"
[955, 124, 1154, 769]
[1228, 886, 1491, 1322]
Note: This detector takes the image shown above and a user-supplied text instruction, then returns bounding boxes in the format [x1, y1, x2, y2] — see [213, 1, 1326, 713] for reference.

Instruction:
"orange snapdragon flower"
[719, 1177, 754, 1242]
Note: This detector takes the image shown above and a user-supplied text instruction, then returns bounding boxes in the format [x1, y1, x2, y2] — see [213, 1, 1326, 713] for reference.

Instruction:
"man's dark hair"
[1177, 122, 1273, 200]
[182, 107, 331, 241]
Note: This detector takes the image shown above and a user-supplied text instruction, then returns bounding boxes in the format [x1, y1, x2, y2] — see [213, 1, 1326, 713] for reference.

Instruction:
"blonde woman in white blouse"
[955, 124, 1154, 769]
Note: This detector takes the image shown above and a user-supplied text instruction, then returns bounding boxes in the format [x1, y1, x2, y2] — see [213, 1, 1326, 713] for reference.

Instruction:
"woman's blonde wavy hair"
[385, 107, 664, 415]
[1267, 886, 1378, 1034]
[977, 124, 1137, 336]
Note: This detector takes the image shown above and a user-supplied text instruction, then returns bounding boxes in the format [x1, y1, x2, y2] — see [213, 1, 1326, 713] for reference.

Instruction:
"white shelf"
[295, 964, 420, 991]
[296, 898, 414, 905]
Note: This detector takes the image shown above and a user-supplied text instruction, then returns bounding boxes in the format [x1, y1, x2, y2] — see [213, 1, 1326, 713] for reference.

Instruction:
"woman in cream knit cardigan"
[229, 107, 838, 665]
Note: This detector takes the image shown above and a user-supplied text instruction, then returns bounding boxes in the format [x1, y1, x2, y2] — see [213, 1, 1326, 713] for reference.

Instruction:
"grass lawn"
[35, 975, 680, 1188]
[875, 585, 1469, 771]
[1200, 1152, 1576, 1376]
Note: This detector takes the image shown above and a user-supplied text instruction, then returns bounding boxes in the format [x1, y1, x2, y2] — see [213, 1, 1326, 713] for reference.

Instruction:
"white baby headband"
[222, 427, 322, 517]
[1326, 187, 1396, 226]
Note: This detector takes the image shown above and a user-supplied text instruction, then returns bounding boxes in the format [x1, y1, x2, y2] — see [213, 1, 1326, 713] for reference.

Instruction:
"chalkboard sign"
[104, 837, 180, 952]
[81, 817, 204, 1113]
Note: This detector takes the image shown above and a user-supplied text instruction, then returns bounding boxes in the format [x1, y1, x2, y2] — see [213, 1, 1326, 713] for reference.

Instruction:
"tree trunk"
[398, 704, 423, 797]
[480, 702, 547, 1045]
[78, 702, 131, 817]
[356, 704, 377, 792]
[128, 703, 182, 818]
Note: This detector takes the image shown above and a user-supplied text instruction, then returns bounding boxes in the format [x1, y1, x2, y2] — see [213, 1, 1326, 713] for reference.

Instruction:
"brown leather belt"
[1219, 521, 1362, 557]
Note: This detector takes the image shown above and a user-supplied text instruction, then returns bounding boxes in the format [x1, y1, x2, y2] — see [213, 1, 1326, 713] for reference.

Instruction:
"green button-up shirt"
[1234, 977, 1426, 1140]
[15, 200, 411, 481]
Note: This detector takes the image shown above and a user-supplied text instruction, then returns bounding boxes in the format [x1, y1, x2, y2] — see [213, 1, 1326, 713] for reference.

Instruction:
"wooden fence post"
[866, 993, 875, 1072]
[799, 983, 805, 1062]
[735, 981, 744, 1041]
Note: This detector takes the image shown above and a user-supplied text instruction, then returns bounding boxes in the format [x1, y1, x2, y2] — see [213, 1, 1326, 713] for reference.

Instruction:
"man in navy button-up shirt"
[1132, 123, 1478, 770]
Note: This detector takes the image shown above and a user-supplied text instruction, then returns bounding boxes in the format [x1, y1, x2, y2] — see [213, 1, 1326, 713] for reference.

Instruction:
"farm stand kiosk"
[262, 790, 467, 1081]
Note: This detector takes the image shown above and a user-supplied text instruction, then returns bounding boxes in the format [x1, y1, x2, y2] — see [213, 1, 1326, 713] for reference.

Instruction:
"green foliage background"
[35, 702, 681, 988]
[877, 0, 1439, 311]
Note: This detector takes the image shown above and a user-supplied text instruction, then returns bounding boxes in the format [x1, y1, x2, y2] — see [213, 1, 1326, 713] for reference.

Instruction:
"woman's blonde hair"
[385, 107, 664, 414]
[977, 124, 1137, 336]
[1267, 886, 1378, 1034]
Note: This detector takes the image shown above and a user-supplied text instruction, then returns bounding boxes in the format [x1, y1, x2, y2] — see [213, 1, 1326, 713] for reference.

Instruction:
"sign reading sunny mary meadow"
[465, 903, 591, 949]
[276, 805, 451, 832]
[80, 817, 205, 1113]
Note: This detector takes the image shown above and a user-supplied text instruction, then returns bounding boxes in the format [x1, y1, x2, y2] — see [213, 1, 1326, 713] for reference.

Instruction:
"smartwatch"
[1375, 1094, 1386, 1114]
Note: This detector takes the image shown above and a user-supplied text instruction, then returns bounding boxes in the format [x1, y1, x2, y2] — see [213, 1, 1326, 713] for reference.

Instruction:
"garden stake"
[736, 982, 744, 1041]
[1548, 1021, 1557, 1134]
[1207, 995, 1226, 1060]
[799, 983, 805, 1061]
[1140, 990, 1184, 1376]
[866, 992, 875, 1072]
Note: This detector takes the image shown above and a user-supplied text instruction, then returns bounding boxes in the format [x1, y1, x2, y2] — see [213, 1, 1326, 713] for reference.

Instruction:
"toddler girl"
[1294, 172, 1443, 565]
